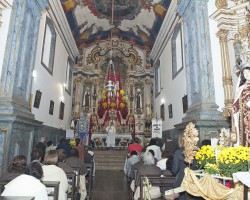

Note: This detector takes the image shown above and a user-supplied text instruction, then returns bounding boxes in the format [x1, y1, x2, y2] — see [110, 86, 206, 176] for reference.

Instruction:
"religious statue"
[227, 65, 250, 147]
[106, 121, 116, 148]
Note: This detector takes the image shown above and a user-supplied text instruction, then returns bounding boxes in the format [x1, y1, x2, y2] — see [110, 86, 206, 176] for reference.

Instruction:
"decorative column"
[216, 29, 234, 106]
[175, 0, 229, 140]
[0, 0, 48, 175]
[145, 78, 151, 117]
[73, 76, 83, 118]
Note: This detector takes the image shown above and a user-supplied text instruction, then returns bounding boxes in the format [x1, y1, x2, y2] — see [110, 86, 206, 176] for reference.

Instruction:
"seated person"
[146, 139, 162, 161]
[130, 152, 144, 179]
[42, 150, 68, 200]
[57, 137, 71, 158]
[133, 152, 162, 200]
[125, 151, 139, 178]
[128, 137, 142, 157]
[66, 149, 87, 175]
[162, 135, 178, 158]
[31, 148, 43, 165]
[66, 148, 87, 200]
[57, 149, 74, 174]
[72, 138, 85, 161]
[1, 162, 48, 200]
[0, 155, 27, 181]
[148, 149, 158, 165]
[45, 141, 56, 153]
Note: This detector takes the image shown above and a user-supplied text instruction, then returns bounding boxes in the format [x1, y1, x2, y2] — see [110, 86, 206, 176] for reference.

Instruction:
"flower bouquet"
[94, 138, 102, 146]
[120, 139, 128, 146]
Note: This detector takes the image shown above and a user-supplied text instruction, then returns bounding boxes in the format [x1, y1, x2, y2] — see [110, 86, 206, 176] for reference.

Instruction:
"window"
[172, 23, 183, 79]
[65, 58, 73, 95]
[41, 16, 56, 75]
[154, 60, 161, 97]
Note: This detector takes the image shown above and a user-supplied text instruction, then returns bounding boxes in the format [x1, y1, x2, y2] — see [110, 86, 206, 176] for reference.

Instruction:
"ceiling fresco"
[60, 0, 172, 50]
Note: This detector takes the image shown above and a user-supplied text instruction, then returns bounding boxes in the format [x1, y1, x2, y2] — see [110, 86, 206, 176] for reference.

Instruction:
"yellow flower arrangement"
[102, 89, 106, 94]
[195, 145, 216, 169]
[122, 96, 126, 101]
[102, 102, 108, 108]
[120, 102, 125, 108]
[102, 95, 107, 100]
[204, 163, 220, 175]
[120, 90, 124, 95]
[110, 102, 116, 107]
[217, 146, 250, 177]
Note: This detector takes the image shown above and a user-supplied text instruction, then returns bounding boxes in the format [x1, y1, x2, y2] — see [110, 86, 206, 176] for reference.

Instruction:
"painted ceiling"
[60, 0, 172, 50]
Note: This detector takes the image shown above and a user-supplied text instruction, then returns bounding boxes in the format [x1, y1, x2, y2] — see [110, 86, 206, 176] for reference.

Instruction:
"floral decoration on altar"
[120, 139, 128, 146]
[94, 138, 102, 146]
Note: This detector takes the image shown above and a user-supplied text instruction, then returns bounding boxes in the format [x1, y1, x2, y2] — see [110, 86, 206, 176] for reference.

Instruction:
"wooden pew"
[139, 175, 176, 200]
[42, 181, 60, 200]
[66, 172, 76, 200]
[85, 162, 93, 196]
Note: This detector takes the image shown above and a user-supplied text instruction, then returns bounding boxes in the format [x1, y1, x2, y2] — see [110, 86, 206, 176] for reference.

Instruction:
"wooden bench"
[42, 181, 60, 200]
[140, 175, 176, 200]
[66, 172, 77, 200]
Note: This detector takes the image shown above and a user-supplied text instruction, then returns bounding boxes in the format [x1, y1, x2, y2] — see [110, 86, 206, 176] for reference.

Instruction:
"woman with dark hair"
[42, 150, 68, 200]
[228, 65, 250, 146]
[72, 138, 85, 160]
[1, 162, 48, 200]
[0, 155, 27, 181]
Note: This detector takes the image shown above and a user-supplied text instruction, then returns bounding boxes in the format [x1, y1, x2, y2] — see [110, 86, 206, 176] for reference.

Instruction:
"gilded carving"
[238, 25, 250, 39]
[222, 76, 233, 85]
[86, 42, 142, 67]
[216, 29, 228, 42]
[86, 46, 101, 65]
[215, 0, 228, 9]
[76, 76, 82, 83]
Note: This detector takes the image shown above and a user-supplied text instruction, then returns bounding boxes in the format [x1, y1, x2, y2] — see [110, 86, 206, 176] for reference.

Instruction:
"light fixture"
[32, 70, 37, 78]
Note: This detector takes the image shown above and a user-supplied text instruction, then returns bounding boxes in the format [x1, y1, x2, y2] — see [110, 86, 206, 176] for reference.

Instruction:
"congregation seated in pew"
[42, 150, 68, 200]
[1, 162, 48, 200]
[0, 155, 28, 182]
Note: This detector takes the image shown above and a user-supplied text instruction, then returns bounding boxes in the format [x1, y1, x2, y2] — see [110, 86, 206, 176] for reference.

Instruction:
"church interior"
[0, 0, 250, 199]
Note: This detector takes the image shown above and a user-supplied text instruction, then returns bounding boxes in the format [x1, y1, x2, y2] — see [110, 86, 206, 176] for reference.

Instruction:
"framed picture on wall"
[160, 104, 165, 121]
[59, 101, 65, 120]
[33, 90, 42, 108]
[41, 16, 57, 75]
[49, 100, 54, 115]
[182, 95, 188, 113]
[168, 104, 173, 119]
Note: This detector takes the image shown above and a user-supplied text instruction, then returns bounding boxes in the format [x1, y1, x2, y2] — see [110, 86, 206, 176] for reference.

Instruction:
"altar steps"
[94, 149, 127, 171]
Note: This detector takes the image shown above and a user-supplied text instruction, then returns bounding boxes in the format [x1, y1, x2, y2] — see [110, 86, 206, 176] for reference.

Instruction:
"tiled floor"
[90, 170, 132, 200]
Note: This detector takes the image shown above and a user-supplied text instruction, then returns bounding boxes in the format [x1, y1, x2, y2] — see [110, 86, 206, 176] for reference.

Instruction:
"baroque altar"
[70, 39, 155, 144]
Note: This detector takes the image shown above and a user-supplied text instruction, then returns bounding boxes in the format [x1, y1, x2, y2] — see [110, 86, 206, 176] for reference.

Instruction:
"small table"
[0, 197, 35, 200]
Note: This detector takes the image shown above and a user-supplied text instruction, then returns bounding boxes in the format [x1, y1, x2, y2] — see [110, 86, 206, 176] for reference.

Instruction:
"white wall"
[31, 13, 72, 130]
[208, 0, 225, 112]
[0, 0, 13, 75]
[155, 39, 186, 130]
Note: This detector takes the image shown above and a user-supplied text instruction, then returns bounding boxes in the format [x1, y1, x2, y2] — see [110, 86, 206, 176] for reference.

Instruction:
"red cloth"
[128, 143, 142, 156]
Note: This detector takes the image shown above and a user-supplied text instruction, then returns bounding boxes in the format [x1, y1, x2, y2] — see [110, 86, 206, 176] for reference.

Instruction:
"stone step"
[93, 149, 127, 171]
[95, 165, 124, 171]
